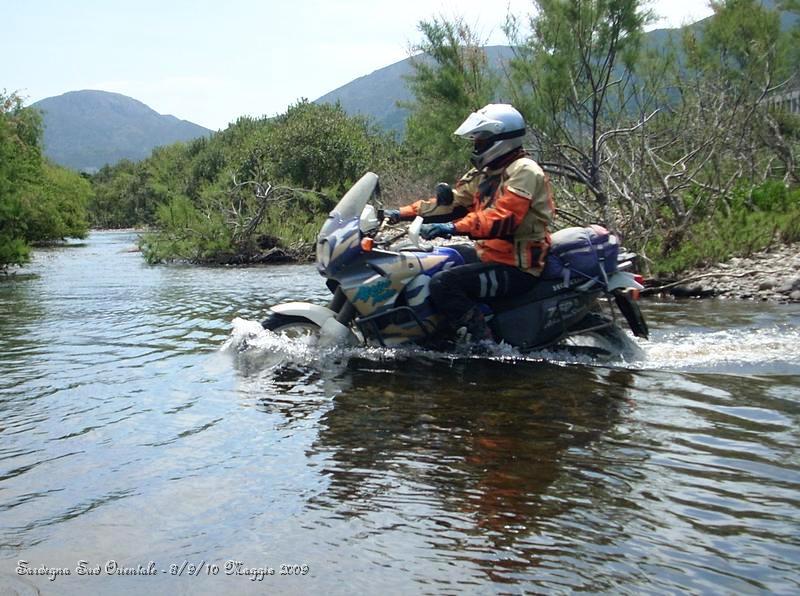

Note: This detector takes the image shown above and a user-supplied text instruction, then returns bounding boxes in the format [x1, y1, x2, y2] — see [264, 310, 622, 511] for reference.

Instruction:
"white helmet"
[454, 104, 526, 169]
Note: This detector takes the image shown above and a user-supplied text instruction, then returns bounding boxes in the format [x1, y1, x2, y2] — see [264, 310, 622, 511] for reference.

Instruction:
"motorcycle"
[261, 172, 649, 358]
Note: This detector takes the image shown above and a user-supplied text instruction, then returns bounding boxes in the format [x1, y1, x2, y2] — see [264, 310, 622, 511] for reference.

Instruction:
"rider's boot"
[453, 307, 494, 351]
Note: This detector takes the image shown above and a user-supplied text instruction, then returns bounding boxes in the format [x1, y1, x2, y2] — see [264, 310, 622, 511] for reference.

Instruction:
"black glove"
[435, 183, 453, 206]
[420, 223, 455, 240]
[384, 209, 401, 224]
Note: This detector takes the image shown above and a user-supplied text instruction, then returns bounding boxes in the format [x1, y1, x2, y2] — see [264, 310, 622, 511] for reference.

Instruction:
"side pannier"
[542, 225, 619, 283]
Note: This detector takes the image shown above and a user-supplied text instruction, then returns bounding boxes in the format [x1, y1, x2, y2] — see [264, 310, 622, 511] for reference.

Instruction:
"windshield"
[329, 172, 379, 221]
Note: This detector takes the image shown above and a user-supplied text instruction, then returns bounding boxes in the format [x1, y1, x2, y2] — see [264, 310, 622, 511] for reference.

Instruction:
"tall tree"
[504, 0, 654, 227]
[779, 0, 800, 64]
[266, 100, 388, 193]
[402, 17, 498, 181]
[614, 0, 797, 258]
[1, 92, 42, 267]
[676, 0, 794, 199]
[1, 91, 91, 268]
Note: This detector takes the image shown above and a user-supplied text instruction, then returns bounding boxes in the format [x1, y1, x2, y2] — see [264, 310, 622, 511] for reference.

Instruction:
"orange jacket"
[399, 156, 555, 273]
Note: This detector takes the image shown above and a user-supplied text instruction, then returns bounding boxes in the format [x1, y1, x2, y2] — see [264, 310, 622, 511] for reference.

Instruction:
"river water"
[1, 231, 798, 595]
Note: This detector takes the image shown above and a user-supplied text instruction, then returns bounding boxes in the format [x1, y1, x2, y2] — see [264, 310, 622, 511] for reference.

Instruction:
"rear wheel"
[261, 313, 321, 341]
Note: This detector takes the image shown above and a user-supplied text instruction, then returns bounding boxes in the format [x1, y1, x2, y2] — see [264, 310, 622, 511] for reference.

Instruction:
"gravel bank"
[645, 243, 800, 302]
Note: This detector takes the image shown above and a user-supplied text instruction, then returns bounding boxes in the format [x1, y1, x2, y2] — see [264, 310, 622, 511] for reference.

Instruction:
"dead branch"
[596, 109, 659, 149]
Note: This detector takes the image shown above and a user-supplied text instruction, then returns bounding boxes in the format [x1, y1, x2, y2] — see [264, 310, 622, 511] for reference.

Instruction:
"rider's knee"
[429, 270, 447, 301]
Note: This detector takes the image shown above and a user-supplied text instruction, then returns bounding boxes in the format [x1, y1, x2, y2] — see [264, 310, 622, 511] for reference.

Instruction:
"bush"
[125, 100, 399, 264]
[24, 163, 91, 242]
[647, 182, 800, 276]
[1, 91, 91, 268]
[139, 185, 331, 265]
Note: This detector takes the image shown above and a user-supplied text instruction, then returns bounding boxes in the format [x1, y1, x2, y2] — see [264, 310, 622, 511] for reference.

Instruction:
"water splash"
[223, 315, 800, 376]
[221, 317, 641, 372]
[642, 324, 800, 373]
[220, 317, 331, 369]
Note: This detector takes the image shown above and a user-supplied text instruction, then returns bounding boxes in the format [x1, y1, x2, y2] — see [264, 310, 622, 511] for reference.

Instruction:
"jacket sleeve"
[452, 188, 531, 239]
[398, 171, 477, 221]
[399, 197, 454, 220]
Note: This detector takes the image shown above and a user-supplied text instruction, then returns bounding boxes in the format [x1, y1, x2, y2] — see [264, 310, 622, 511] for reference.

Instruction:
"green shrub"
[139, 187, 330, 265]
[99, 100, 397, 264]
[647, 182, 800, 276]
[2, 92, 91, 267]
[24, 163, 91, 242]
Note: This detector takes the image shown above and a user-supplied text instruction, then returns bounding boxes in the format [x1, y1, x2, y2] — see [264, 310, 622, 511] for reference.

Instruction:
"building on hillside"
[766, 86, 800, 114]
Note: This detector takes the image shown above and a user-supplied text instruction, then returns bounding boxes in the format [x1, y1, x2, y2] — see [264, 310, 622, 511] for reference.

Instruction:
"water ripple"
[0, 233, 798, 594]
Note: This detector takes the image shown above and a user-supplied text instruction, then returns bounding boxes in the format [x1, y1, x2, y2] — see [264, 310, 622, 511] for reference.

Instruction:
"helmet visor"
[454, 111, 503, 139]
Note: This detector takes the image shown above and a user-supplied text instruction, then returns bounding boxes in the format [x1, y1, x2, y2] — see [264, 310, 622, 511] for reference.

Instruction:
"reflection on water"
[0, 232, 798, 594]
[305, 361, 636, 584]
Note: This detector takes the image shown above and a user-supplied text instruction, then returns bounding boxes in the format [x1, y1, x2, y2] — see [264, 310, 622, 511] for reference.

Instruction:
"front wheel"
[261, 312, 321, 341]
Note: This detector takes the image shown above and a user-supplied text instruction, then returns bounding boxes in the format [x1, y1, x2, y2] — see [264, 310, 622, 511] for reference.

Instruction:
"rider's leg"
[429, 262, 538, 341]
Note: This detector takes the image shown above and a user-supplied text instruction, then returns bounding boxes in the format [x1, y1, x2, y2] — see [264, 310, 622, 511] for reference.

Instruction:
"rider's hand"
[420, 223, 455, 240]
[384, 209, 401, 224]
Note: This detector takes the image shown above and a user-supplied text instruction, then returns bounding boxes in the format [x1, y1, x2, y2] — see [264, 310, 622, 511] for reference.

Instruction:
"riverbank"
[645, 242, 800, 302]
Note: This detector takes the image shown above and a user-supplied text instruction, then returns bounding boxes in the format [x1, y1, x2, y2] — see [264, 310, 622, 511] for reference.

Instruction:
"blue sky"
[3, 0, 713, 130]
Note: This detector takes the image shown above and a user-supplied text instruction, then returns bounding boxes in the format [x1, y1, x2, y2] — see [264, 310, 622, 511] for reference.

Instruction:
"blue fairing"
[426, 247, 465, 274]
[317, 217, 363, 275]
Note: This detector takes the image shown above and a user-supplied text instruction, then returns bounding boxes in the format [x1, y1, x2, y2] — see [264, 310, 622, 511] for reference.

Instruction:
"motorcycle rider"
[384, 103, 555, 344]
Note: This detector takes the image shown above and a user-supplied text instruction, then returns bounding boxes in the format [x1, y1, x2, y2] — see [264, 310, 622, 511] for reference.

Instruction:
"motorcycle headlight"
[316, 238, 331, 270]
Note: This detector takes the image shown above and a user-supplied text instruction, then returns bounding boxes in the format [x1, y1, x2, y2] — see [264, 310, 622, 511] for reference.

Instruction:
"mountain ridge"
[32, 89, 212, 172]
[313, 45, 513, 134]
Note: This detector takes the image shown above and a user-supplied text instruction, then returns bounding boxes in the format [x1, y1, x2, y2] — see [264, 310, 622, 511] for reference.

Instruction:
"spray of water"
[642, 324, 800, 372]
[222, 315, 800, 375]
[221, 317, 638, 371]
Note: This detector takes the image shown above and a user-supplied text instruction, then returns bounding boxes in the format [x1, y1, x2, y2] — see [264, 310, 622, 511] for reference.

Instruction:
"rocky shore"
[644, 243, 800, 302]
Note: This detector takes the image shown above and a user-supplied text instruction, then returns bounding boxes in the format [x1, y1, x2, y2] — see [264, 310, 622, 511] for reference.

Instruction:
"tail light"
[630, 274, 645, 300]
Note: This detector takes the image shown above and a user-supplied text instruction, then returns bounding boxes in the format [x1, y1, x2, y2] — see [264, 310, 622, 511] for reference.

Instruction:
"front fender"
[269, 302, 337, 327]
[270, 301, 358, 347]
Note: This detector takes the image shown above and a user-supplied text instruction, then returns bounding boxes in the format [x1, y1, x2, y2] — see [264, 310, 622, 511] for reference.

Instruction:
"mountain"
[32, 90, 212, 172]
[314, 57, 417, 134]
[314, 46, 513, 135]
[315, 1, 797, 135]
